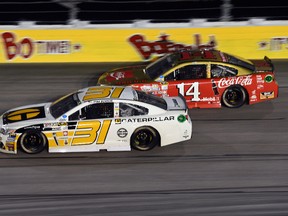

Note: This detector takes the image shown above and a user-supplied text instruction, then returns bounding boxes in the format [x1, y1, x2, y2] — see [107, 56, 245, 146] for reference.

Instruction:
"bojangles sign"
[1, 32, 82, 60]
[128, 33, 217, 60]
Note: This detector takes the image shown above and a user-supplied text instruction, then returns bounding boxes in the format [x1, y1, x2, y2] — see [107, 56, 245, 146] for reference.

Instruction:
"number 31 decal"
[72, 120, 111, 145]
[47, 120, 111, 147]
[176, 82, 200, 101]
[83, 86, 124, 101]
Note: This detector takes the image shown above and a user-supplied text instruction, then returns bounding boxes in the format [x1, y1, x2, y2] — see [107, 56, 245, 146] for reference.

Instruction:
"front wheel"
[18, 130, 47, 154]
[222, 85, 247, 108]
[131, 127, 160, 151]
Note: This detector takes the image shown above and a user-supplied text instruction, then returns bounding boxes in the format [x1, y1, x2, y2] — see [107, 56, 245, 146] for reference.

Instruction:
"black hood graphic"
[3, 106, 46, 124]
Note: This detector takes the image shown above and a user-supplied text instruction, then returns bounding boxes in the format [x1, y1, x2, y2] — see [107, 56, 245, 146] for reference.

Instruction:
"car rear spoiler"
[178, 93, 188, 110]
[264, 56, 274, 72]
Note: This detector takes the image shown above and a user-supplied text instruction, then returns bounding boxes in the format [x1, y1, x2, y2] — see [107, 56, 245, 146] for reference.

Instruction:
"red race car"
[98, 49, 279, 108]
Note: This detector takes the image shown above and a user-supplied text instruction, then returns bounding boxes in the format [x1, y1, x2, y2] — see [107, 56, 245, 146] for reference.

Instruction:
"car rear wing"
[251, 56, 275, 73]
[178, 93, 188, 110]
[264, 56, 275, 72]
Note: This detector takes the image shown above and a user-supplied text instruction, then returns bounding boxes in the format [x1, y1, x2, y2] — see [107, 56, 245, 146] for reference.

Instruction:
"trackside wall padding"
[0, 26, 288, 63]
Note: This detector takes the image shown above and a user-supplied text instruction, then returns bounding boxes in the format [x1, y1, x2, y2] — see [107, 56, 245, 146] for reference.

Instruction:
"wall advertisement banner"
[1, 26, 288, 63]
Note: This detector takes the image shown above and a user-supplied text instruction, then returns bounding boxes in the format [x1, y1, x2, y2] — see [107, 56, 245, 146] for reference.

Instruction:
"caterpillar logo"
[6, 107, 46, 123]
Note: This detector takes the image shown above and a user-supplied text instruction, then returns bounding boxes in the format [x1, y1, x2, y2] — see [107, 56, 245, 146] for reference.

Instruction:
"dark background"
[0, 0, 288, 25]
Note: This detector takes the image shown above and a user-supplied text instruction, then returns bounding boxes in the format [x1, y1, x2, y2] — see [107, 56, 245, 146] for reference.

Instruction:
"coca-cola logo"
[128, 33, 217, 60]
[1, 32, 82, 61]
[218, 76, 253, 89]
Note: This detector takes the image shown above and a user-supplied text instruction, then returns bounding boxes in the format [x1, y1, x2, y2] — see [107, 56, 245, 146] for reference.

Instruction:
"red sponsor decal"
[218, 76, 253, 89]
[128, 33, 217, 60]
[2, 32, 33, 60]
[106, 71, 134, 82]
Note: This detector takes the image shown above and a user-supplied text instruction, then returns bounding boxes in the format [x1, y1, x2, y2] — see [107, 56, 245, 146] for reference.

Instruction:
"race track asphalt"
[0, 61, 287, 216]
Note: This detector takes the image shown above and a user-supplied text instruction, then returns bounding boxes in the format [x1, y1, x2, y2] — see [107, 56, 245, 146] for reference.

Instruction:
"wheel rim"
[134, 130, 153, 149]
[224, 88, 244, 106]
[22, 133, 43, 153]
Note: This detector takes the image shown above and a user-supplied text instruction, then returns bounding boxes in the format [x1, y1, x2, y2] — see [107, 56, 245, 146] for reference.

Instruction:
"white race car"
[0, 86, 192, 154]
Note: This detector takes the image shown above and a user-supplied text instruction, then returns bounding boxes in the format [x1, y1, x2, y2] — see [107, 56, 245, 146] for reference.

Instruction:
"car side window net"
[82, 103, 114, 119]
[165, 64, 207, 81]
[211, 64, 238, 78]
[119, 103, 148, 117]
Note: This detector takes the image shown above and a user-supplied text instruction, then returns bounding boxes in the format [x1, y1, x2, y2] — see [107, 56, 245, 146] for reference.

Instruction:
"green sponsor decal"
[265, 74, 273, 83]
[177, 114, 186, 123]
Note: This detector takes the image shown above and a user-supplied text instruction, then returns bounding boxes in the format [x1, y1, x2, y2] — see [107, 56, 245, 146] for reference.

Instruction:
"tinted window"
[211, 64, 238, 78]
[69, 111, 80, 121]
[136, 90, 167, 110]
[119, 103, 148, 117]
[50, 93, 80, 119]
[225, 53, 255, 71]
[145, 53, 179, 80]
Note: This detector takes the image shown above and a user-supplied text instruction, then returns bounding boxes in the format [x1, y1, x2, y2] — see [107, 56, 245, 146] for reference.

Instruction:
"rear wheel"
[131, 127, 159, 151]
[18, 130, 47, 154]
[222, 85, 247, 108]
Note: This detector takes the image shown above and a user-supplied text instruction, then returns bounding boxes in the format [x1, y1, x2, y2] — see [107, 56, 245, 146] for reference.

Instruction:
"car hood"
[98, 65, 153, 85]
[2, 102, 53, 125]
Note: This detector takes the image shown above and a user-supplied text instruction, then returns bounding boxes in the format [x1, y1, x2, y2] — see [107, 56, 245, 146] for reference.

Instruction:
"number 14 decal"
[176, 82, 200, 101]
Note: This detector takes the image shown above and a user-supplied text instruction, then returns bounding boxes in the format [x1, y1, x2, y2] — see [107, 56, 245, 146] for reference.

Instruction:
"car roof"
[177, 49, 229, 63]
[77, 86, 137, 102]
[172, 49, 254, 71]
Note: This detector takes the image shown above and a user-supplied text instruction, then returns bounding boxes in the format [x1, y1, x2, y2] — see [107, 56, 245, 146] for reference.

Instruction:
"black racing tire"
[222, 85, 247, 108]
[130, 127, 160, 151]
[18, 130, 47, 154]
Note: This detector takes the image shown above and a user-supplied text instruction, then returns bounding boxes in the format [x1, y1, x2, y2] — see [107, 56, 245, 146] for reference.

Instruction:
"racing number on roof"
[83, 86, 125, 101]
[177, 82, 200, 101]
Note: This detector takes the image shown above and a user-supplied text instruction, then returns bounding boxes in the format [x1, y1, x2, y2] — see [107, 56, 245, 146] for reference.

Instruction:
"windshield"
[50, 93, 80, 118]
[145, 53, 179, 80]
[226, 53, 255, 71]
[136, 90, 167, 110]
